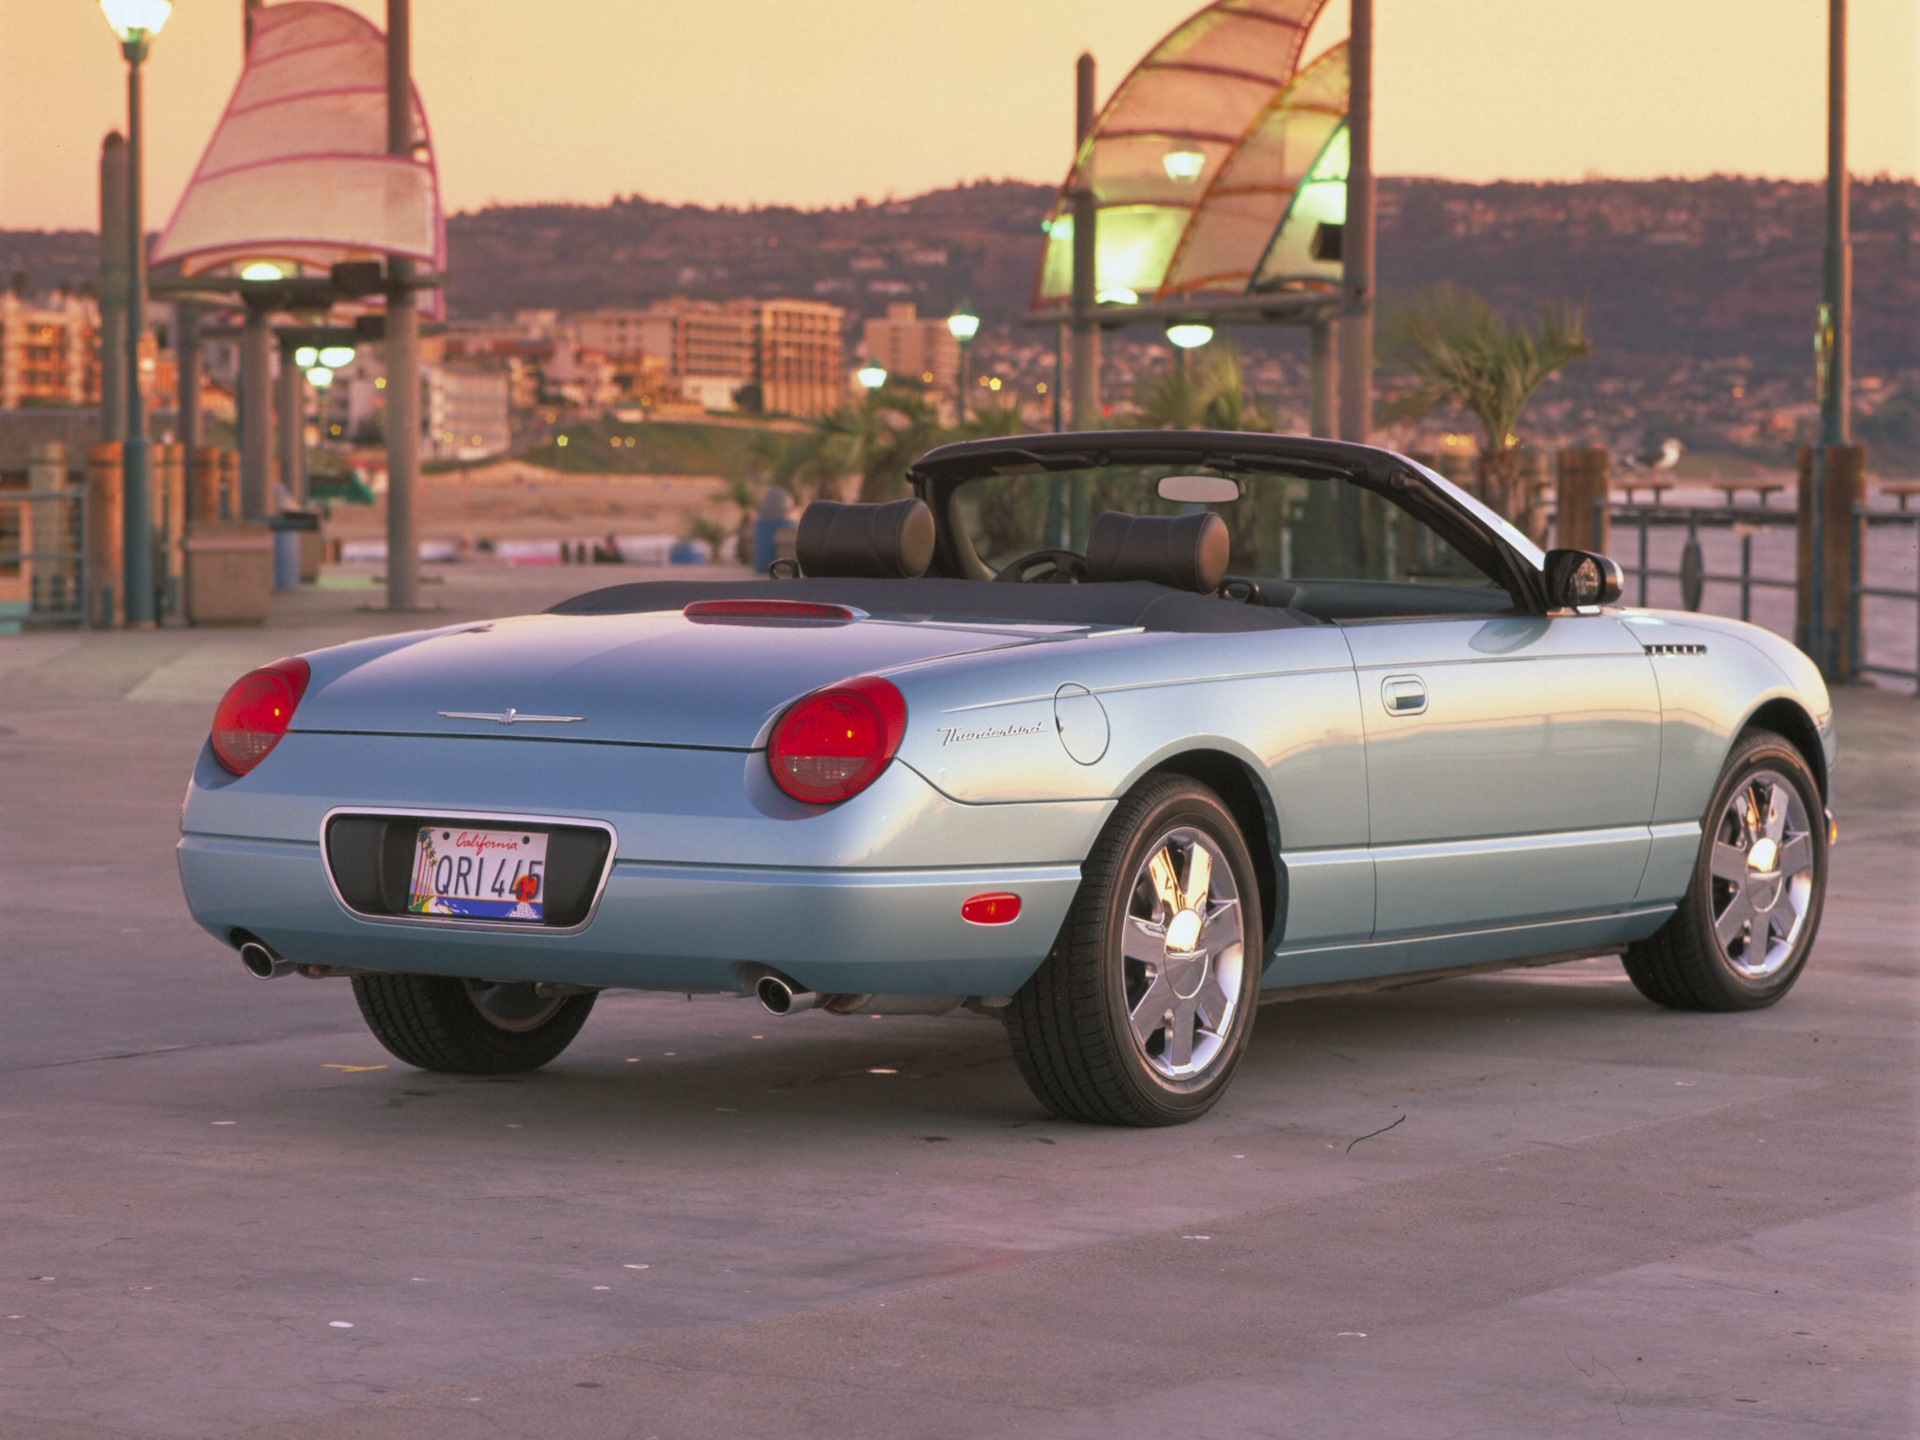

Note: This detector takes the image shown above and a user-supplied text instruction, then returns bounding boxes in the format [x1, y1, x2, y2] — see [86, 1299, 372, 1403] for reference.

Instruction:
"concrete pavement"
[0, 565, 1914, 1438]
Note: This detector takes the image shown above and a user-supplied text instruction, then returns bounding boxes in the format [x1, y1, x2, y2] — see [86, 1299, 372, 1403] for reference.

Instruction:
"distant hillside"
[7, 175, 1912, 381]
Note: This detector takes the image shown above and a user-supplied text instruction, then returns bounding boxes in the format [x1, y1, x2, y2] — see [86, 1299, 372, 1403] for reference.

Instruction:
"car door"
[1344, 612, 1661, 939]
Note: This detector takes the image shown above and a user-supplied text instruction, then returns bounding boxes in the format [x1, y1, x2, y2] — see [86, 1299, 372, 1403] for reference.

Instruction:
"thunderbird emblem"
[437, 708, 585, 726]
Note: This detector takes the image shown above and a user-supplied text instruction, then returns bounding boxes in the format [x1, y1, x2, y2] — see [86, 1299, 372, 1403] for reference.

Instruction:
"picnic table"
[1711, 480, 1787, 507]
[1881, 481, 1920, 512]
[1617, 479, 1673, 505]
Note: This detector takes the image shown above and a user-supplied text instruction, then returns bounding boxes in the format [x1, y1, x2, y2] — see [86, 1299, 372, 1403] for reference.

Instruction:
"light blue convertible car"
[179, 433, 1835, 1125]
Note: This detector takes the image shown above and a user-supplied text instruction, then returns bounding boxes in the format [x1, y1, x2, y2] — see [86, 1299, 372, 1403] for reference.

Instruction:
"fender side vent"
[1643, 642, 1707, 656]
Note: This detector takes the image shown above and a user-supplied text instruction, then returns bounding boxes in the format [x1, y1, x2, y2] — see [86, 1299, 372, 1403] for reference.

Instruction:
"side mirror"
[1543, 548, 1624, 609]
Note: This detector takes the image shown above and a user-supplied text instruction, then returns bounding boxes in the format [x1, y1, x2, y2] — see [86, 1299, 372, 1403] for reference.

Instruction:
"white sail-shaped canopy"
[1032, 0, 1347, 312]
[151, 1, 444, 279]
[1162, 42, 1347, 299]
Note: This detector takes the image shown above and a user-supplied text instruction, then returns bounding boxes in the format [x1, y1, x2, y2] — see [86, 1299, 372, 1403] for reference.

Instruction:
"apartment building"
[754, 299, 846, 418]
[860, 303, 959, 400]
[569, 298, 845, 416]
[0, 290, 100, 409]
[425, 362, 513, 462]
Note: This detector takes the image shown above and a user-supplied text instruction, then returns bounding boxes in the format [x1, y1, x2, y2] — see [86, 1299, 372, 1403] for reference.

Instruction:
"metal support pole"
[1820, 0, 1851, 450]
[278, 335, 304, 509]
[239, 306, 273, 519]
[98, 133, 128, 446]
[121, 42, 155, 627]
[955, 338, 970, 425]
[1052, 323, 1065, 433]
[1338, 0, 1375, 444]
[1069, 52, 1100, 436]
[1809, 0, 1850, 671]
[175, 302, 201, 461]
[1067, 52, 1098, 550]
[1637, 514, 1649, 607]
[1740, 532, 1753, 622]
[385, 0, 420, 611]
[1308, 318, 1337, 438]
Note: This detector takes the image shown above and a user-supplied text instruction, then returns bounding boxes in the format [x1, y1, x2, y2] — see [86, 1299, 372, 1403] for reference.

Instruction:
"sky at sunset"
[1, 0, 1914, 233]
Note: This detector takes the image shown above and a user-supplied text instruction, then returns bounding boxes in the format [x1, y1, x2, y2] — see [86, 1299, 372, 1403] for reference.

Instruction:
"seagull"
[1624, 437, 1684, 473]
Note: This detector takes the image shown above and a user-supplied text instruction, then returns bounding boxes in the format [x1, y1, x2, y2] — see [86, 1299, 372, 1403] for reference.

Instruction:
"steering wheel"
[994, 549, 1090, 584]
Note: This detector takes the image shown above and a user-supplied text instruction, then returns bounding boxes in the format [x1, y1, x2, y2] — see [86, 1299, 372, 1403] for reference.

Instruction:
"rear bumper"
[178, 837, 1080, 997]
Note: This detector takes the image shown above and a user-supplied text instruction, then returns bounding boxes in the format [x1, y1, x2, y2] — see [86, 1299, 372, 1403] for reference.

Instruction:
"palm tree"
[950, 399, 1029, 442]
[1134, 343, 1269, 432]
[1380, 284, 1590, 543]
[774, 386, 946, 504]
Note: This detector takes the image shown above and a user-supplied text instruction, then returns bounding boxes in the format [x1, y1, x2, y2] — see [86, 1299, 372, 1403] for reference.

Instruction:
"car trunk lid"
[294, 611, 1062, 749]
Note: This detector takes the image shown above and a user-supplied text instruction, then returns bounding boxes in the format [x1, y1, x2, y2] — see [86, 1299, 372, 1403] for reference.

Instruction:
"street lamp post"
[100, 0, 171, 627]
[856, 358, 888, 392]
[947, 301, 979, 424]
[1805, 0, 1852, 675]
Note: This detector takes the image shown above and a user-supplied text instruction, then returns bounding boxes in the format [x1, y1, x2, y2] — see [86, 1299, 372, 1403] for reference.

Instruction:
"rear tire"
[1006, 775, 1263, 1126]
[1622, 730, 1827, 1012]
[351, 974, 596, 1074]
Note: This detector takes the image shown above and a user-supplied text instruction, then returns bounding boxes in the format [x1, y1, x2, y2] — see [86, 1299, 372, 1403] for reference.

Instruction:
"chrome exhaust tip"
[239, 941, 294, 980]
[754, 975, 820, 1016]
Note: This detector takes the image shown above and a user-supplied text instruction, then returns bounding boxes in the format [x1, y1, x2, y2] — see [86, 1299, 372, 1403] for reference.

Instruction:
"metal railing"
[1605, 501, 1918, 696]
[0, 489, 88, 629]
[1613, 504, 1797, 619]
[1852, 506, 1920, 692]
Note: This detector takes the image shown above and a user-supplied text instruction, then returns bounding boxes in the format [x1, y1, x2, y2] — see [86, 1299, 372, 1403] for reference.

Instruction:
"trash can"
[269, 510, 322, 588]
[668, 539, 712, 566]
[184, 521, 273, 625]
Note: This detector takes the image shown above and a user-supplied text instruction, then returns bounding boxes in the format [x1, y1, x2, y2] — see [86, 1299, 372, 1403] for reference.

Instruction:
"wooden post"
[27, 441, 69, 614]
[87, 442, 125, 628]
[158, 442, 186, 619]
[1797, 444, 1866, 677]
[1555, 448, 1611, 554]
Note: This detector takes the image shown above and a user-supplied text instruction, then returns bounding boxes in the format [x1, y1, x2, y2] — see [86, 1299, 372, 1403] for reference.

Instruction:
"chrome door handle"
[1381, 675, 1427, 716]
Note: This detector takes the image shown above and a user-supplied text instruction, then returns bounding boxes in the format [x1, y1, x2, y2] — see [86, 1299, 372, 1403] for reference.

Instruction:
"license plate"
[408, 825, 549, 921]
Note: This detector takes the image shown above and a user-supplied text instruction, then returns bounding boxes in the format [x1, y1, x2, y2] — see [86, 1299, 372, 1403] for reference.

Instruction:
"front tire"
[351, 974, 596, 1074]
[1006, 775, 1263, 1126]
[1622, 729, 1827, 1011]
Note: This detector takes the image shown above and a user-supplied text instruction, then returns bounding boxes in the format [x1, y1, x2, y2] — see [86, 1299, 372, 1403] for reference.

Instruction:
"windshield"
[952, 464, 1509, 611]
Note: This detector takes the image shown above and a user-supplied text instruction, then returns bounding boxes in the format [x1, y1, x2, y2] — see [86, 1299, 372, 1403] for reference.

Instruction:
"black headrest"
[795, 498, 935, 579]
[1085, 510, 1230, 593]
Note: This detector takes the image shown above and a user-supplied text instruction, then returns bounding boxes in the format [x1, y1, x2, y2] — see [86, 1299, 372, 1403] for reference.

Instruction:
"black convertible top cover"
[548, 578, 1312, 633]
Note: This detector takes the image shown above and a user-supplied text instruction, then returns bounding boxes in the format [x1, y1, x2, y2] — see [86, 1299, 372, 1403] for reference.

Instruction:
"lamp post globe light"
[856, 358, 888, 391]
[947, 300, 979, 423]
[100, 0, 171, 627]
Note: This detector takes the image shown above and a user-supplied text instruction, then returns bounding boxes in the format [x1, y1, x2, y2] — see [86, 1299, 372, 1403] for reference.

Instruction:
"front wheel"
[1006, 775, 1263, 1126]
[1622, 730, 1828, 1011]
[351, 974, 596, 1074]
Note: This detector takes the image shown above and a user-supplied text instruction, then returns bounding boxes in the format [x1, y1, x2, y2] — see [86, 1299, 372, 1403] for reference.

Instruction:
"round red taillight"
[210, 657, 311, 775]
[768, 675, 907, 805]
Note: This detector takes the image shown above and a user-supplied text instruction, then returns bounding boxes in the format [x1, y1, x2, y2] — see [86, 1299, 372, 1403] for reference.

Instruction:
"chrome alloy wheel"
[1122, 826, 1245, 1081]
[1708, 769, 1816, 979]
[464, 979, 569, 1033]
